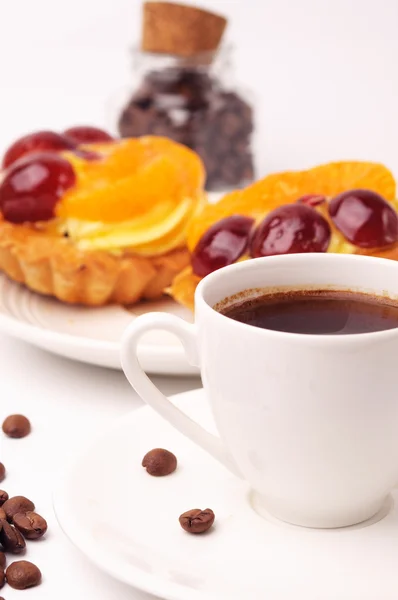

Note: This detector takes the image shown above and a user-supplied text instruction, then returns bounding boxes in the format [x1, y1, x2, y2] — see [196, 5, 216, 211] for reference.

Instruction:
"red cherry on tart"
[0, 153, 76, 223]
[192, 215, 254, 277]
[2, 131, 75, 170]
[250, 204, 331, 258]
[328, 189, 398, 248]
[63, 126, 114, 144]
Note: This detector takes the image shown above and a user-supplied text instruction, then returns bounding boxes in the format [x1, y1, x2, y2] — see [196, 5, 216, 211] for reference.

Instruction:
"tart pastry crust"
[0, 218, 189, 306]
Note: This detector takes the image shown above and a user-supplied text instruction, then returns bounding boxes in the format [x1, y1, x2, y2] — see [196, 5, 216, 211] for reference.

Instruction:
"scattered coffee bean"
[0, 520, 26, 553]
[179, 508, 215, 534]
[13, 512, 47, 540]
[0, 492, 8, 507]
[0, 551, 5, 569]
[2, 415, 31, 438]
[142, 448, 177, 476]
[0, 465, 5, 484]
[6, 560, 41, 589]
[2, 496, 35, 522]
[0, 571, 4, 589]
[0, 509, 6, 521]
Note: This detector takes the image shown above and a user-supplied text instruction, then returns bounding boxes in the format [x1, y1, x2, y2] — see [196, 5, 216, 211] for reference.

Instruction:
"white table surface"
[0, 333, 201, 599]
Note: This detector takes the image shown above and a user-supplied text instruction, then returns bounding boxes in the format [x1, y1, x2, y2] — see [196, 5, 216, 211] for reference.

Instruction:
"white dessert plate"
[0, 273, 196, 374]
[54, 388, 398, 600]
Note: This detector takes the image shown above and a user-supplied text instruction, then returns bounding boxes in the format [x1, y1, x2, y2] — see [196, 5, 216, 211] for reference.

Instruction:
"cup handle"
[121, 313, 241, 478]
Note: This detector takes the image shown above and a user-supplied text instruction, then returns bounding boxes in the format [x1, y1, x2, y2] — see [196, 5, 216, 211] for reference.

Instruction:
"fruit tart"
[169, 161, 398, 309]
[0, 128, 205, 305]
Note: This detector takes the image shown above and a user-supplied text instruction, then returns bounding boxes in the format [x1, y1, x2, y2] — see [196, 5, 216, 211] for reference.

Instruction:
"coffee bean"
[0, 520, 26, 553]
[0, 510, 6, 521]
[0, 571, 4, 589]
[219, 111, 244, 138]
[0, 551, 5, 569]
[0, 466, 5, 485]
[2, 496, 35, 522]
[0, 492, 8, 507]
[13, 512, 47, 540]
[179, 508, 215, 534]
[2, 415, 31, 438]
[142, 448, 177, 476]
[6, 560, 41, 589]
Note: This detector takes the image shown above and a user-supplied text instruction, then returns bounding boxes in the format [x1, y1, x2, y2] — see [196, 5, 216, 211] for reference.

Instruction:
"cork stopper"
[141, 2, 228, 57]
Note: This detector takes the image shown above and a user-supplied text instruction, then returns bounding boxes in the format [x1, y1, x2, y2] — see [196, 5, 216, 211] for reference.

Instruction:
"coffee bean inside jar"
[117, 3, 255, 191]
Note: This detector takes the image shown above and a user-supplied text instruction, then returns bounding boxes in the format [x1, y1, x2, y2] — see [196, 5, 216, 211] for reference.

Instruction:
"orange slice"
[58, 137, 205, 224]
[58, 156, 184, 223]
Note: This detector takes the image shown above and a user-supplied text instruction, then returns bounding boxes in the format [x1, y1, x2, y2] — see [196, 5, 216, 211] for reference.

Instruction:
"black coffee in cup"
[219, 289, 398, 335]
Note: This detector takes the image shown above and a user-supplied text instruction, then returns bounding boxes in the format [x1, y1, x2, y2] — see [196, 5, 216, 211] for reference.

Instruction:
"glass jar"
[117, 45, 255, 191]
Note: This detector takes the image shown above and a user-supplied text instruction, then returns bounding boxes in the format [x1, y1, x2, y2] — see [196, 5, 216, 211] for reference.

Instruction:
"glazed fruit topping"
[296, 194, 326, 207]
[63, 126, 114, 144]
[328, 189, 398, 248]
[192, 215, 254, 277]
[2, 131, 76, 169]
[0, 153, 76, 223]
[250, 204, 331, 258]
[2, 127, 113, 170]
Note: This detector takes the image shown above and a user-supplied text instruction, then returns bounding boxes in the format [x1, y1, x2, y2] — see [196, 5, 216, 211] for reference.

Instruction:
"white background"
[1, 0, 398, 176]
[0, 1, 398, 597]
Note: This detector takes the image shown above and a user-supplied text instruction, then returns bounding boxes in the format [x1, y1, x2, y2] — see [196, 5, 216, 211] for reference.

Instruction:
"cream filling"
[57, 195, 204, 255]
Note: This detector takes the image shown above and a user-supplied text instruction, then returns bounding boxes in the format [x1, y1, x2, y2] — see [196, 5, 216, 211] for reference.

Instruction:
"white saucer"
[54, 388, 398, 600]
[0, 273, 197, 374]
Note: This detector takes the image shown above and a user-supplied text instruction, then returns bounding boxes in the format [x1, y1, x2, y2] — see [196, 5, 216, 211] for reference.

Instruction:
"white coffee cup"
[121, 253, 398, 529]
